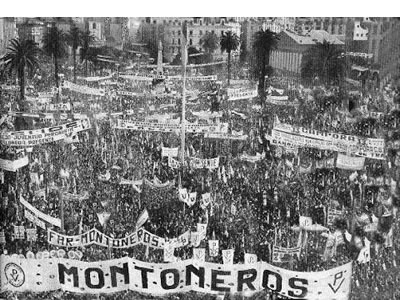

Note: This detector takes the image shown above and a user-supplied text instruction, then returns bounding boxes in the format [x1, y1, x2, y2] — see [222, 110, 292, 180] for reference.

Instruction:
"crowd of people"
[1, 54, 400, 300]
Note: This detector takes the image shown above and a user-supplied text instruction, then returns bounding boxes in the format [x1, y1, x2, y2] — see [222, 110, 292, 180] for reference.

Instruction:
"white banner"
[193, 248, 205, 262]
[189, 157, 219, 170]
[120, 74, 153, 82]
[162, 147, 179, 158]
[20, 196, 61, 228]
[0, 231, 5, 244]
[240, 152, 265, 163]
[78, 74, 113, 82]
[0, 256, 352, 299]
[45, 103, 71, 111]
[1, 119, 91, 147]
[270, 122, 385, 160]
[222, 249, 235, 265]
[208, 240, 219, 257]
[63, 81, 105, 96]
[336, 154, 365, 171]
[0, 156, 29, 172]
[114, 119, 228, 134]
[244, 253, 257, 265]
[168, 75, 217, 81]
[327, 208, 344, 226]
[272, 246, 301, 263]
[204, 132, 248, 140]
[227, 89, 258, 101]
[24, 209, 46, 229]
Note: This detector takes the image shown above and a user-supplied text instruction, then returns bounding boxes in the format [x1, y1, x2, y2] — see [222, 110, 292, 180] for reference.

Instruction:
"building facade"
[0, 18, 18, 56]
[269, 30, 344, 76]
[138, 17, 241, 62]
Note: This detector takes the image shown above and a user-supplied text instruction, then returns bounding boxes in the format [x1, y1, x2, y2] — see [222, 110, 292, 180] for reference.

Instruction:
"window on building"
[199, 30, 203, 36]
[172, 38, 175, 45]
[373, 24, 378, 34]
[189, 30, 193, 36]
[92, 23, 96, 29]
[178, 30, 181, 35]
[200, 20, 202, 25]
[338, 25, 343, 35]
[190, 38, 193, 45]
[372, 39, 377, 53]
[211, 30, 215, 34]
[221, 30, 224, 35]
[178, 38, 181, 45]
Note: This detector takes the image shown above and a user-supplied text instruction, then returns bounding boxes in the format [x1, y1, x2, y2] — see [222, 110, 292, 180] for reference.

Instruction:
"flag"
[209, 240, 219, 257]
[193, 248, 205, 262]
[357, 238, 371, 263]
[181, 21, 188, 67]
[201, 193, 211, 209]
[197, 223, 207, 240]
[190, 231, 201, 247]
[244, 253, 257, 264]
[164, 243, 176, 262]
[353, 21, 368, 40]
[136, 209, 149, 230]
[222, 249, 235, 265]
[188, 192, 197, 207]
[96, 212, 111, 226]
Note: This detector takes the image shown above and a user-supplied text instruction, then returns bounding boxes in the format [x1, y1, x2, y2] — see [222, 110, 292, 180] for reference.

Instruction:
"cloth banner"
[96, 212, 111, 226]
[327, 208, 344, 226]
[204, 132, 248, 140]
[0, 256, 352, 299]
[1, 119, 91, 147]
[227, 89, 258, 101]
[270, 122, 385, 160]
[357, 238, 371, 263]
[197, 224, 207, 240]
[0, 231, 5, 244]
[208, 240, 219, 257]
[63, 81, 105, 96]
[20, 196, 61, 228]
[26, 228, 37, 242]
[168, 75, 217, 81]
[240, 152, 265, 163]
[315, 158, 335, 169]
[272, 246, 301, 263]
[120, 74, 154, 81]
[143, 178, 175, 190]
[0, 156, 29, 172]
[222, 249, 235, 265]
[336, 154, 365, 171]
[193, 248, 205, 262]
[178, 189, 196, 207]
[24, 209, 46, 229]
[200, 193, 211, 210]
[189, 157, 219, 170]
[44, 103, 71, 111]
[14, 226, 25, 240]
[164, 244, 176, 262]
[78, 74, 113, 82]
[114, 119, 228, 134]
[299, 216, 313, 228]
[168, 157, 182, 169]
[162, 147, 179, 158]
[244, 253, 257, 265]
[136, 209, 149, 229]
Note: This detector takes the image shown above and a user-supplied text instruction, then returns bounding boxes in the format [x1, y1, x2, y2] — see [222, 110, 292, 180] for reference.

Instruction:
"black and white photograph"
[0, 2, 399, 299]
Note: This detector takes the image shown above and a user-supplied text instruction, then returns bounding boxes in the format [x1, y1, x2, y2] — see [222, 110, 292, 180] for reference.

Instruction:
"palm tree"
[1, 38, 39, 110]
[42, 24, 67, 93]
[301, 40, 346, 86]
[67, 23, 82, 83]
[220, 31, 240, 86]
[200, 32, 219, 56]
[252, 29, 279, 100]
[80, 28, 95, 76]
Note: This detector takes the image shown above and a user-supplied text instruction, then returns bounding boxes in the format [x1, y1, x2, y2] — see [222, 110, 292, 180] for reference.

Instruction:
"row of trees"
[1, 22, 95, 109]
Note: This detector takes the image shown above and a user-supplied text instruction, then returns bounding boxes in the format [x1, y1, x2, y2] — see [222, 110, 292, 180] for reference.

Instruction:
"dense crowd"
[1, 57, 400, 300]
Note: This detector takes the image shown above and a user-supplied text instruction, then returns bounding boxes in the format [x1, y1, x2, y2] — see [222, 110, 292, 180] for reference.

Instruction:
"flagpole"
[180, 21, 188, 165]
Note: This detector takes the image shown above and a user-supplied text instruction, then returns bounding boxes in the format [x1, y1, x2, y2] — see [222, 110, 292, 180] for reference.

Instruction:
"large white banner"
[227, 89, 258, 101]
[63, 81, 105, 96]
[0, 156, 29, 172]
[161, 147, 179, 158]
[20, 196, 61, 228]
[114, 119, 228, 134]
[336, 154, 365, 171]
[272, 245, 301, 263]
[189, 157, 219, 169]
[44, 103, 71, 111]
[270, 122, 385, 160]
[120, 74, 153, 82]
[0, 256, 352, 299]
[204, 133, 248, 140]
[0, 119, 91, 147]
[168, 75, 217, 81]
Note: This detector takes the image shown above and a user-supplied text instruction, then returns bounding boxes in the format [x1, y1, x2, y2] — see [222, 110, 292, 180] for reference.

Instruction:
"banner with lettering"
[0, 119, 91, 147]
[162, 147, 179, 158]
[13, 226, 25, 240]
[44, 103, 71, 111]
[20, 196, 61, 228]
[327, 208, 344, 226]
[24, 209, 46, 229]
[189, 157, 219, 170]
[120, 74, 154, 81]
[63, 81, 105, 96]
[0, 156, 29, 172]
[0, 256, 352, 299]
[227, 89, 258, 101]
[168, 75, 218, 81]
[269, 122, 385, 160]
[168, 157, 182, 169]
[336, 154, 365, 171]
[114, 119, 228, 134]
[204, 132, 248, 140]
[222, 249, 235, 265]
[272, 245, 301, 263]
[0, 231, 5, 244]
[26, 228, 37, 242]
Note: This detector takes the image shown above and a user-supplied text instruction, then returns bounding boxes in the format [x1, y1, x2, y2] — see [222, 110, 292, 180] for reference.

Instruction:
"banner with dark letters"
[0, 256, 351, 299]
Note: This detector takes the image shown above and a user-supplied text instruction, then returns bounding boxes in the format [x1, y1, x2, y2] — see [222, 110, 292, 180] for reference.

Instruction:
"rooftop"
[283, 29, 345, 45]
